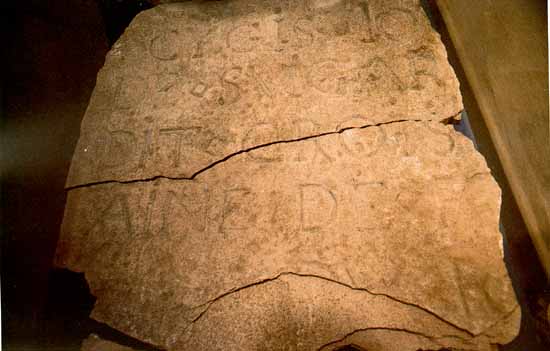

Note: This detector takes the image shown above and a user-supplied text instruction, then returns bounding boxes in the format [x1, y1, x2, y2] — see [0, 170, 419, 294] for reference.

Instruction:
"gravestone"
[58, 1, 520, 350]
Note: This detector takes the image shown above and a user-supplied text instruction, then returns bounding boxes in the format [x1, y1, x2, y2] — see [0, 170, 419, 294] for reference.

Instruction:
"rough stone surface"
[57, 0, 518, 349]
[57, 121, 519, 350]
[65, 0, 462, 188]
[81, 334, 135, 351]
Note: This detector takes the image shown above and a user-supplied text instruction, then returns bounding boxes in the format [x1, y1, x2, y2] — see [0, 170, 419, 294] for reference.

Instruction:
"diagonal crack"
[185, 271, 475, 339]
[65, 114, 461, 191]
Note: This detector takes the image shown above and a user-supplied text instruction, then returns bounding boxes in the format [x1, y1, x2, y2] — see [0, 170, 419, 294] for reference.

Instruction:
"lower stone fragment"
[57, 122, 519, 350]
[176, 273, 516, 351]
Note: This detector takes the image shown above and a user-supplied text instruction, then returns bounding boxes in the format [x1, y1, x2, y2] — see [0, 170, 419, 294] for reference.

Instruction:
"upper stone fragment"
[66, 0, 462, 187]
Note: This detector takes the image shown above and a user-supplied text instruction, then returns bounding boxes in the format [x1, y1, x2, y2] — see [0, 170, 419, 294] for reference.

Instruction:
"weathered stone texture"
[57, 122, 519, 350]
[57, 0, 518, 350]
[66, 0, 462, 188]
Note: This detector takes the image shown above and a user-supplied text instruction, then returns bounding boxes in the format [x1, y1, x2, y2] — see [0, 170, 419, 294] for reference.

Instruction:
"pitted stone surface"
[59, 1, 517, 349]
[66, 0, 462, 188]
[57, 122, 519, 350]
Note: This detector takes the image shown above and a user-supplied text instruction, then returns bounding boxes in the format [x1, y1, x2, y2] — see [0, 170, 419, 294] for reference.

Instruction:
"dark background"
[1, 0, 548, 350]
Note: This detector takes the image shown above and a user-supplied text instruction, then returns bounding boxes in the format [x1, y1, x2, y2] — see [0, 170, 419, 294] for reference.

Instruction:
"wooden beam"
[436, 0, 550, 277]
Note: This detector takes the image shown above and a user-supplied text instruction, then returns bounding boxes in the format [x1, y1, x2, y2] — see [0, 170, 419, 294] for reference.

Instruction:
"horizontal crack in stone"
[66, 114, 462, 191]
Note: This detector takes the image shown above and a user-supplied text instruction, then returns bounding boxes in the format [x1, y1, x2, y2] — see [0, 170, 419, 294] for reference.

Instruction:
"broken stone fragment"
[58, 0, 517, 349]
[81, 334, 135, 351]
[57, 122, 519, 350]
[65, 0, 462, 188]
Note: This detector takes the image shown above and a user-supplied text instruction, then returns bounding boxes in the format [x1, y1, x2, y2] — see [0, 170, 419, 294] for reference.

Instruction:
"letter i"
[143, 188, 157, 235]
[138, 129, 154, 170]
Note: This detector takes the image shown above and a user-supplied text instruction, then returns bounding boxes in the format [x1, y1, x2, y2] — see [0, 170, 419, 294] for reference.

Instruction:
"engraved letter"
[101, 130, 138, 170]
[340, 126, 385, 158]
[158, 127, 201, 167]
[357, 0, 378, 43]
[150, 30, 179, 60]
[376, 8, 416, 41]
[88, 193, 134, 241]
[227, 23, 262, 52]
[158, 184, 209, 236]
[242, 123, 283, 162]
[350, 182, 386, 230]
[222, 188, 256, 232]
[221, 66, 243, 105]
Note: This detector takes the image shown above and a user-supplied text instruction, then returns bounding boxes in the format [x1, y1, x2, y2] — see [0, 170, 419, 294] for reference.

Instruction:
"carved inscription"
[222, 188, 256, 232]
[113, 76, 149, 111]
[191, 26, 224, 59]
[90, 194, 134, 239]
[376, 8, 416, 41]
[150, 30, 179, 60]
[307, 3, 418, 43]
[340, 126, 386, 158]
[93, 184, 210, 241]
[92, 120, 456, 176]
[279, 63, 307, 97]
[191, 2, 423, 58]
[242, 123, 282, 162]
[227, 23, 263, 52]
[425, 124, 455, 155]
[292, 18, 315, 47]
[86, 181, 400, 240]
[158, 128, 202, 167]
[160, 185, 209, 235]
[190, 82, 208, 98]
[58, 2, 519, 346]
[309, 60, 353, 95]
[189, 65, 267, 107]
[308, 53, 439, 96]
[187, 46, 442, 103]
[100, 131, 138, 170]
[66, 0, 464, 190]
[154, 63, 183, 93]
[356, 0, 378, 43]
[220, 67, 243, 105]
